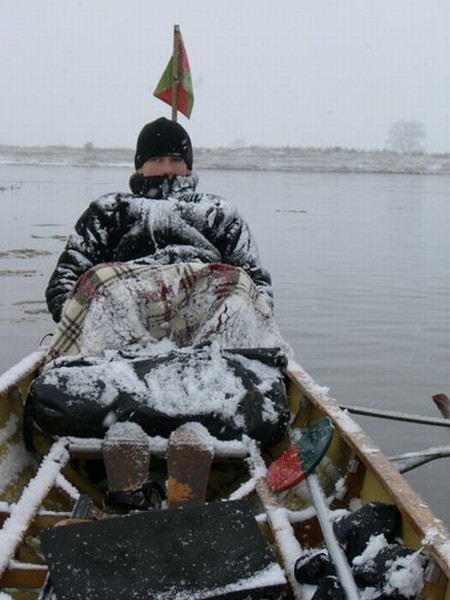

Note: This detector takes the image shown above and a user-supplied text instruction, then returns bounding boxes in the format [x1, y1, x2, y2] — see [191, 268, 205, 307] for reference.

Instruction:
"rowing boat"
[0, 349, 449, 599]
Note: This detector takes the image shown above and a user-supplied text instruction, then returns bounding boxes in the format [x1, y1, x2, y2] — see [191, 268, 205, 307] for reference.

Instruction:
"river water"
[1, 164, 449, 523]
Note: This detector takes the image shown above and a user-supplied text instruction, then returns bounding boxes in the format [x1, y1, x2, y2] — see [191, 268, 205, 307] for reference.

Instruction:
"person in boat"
[33, 118, 290, 448]
[45, 116, 273, 324]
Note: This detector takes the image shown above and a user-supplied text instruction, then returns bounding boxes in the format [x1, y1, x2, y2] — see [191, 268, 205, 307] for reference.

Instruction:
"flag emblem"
[153, 26, 194, 119]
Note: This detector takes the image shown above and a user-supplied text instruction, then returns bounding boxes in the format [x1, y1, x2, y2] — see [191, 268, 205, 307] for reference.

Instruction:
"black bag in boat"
[294, 549, 335, 584]
[311, 576, 345, 600]
[352, 543, 417, 588]
[333, 502, 401, 561]
[25, 345, 289, 447]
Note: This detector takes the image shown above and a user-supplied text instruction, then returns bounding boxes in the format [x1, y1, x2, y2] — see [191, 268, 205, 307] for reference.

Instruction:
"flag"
[153, 27, 194, 119]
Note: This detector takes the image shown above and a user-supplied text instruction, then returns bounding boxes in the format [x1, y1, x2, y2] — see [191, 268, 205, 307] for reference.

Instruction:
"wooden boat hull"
[0, 352, 449, 599]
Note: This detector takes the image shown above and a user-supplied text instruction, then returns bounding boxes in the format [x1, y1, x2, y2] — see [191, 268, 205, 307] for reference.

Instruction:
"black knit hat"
[134, 117, 193, 171]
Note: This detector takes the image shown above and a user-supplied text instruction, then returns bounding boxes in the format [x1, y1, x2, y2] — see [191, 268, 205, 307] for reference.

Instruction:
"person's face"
[139, 156, 189, 178]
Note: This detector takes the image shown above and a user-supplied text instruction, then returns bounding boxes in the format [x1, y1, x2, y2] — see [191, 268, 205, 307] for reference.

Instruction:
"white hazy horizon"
[2, 0, 450, 153]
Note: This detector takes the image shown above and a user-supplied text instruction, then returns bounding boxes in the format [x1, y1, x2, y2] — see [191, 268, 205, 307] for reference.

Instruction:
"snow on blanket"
[47, 262, 292, 360]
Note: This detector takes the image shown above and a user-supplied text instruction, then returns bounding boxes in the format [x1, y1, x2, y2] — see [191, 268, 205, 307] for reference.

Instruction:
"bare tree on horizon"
[386, 120, 426, 154]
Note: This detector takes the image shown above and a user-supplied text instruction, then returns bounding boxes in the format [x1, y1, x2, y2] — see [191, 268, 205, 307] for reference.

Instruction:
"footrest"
[41, 500, 286, 599]
[167, 422, 214, 508]
[102, 422, 150, 491]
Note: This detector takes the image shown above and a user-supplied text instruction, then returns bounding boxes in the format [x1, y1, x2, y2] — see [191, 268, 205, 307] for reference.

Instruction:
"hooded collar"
[129, 171, 199, 199]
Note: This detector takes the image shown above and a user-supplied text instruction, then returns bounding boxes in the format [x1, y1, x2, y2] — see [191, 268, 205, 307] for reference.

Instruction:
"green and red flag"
[153, 25, 194, 119]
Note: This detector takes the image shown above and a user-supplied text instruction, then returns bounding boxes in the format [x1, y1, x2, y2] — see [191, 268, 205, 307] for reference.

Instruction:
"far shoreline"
[0, 144, 450, 175]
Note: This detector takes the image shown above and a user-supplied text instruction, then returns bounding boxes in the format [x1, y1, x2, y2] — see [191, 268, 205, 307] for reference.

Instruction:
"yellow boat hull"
[0, 353, 449, 599]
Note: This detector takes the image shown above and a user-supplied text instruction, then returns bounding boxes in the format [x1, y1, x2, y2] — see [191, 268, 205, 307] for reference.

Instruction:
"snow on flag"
[153, 26, 194, 119]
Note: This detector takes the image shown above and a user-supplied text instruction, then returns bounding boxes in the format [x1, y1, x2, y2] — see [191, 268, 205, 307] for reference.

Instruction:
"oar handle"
[339, 404, 450, 428]
[307, 474, 361, 600]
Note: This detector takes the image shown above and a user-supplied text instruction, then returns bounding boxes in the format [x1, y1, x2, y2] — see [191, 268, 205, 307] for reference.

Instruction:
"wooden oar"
[338, 404, 450, 428]
[306, 474, 361, 600]
[266, 418, 333, 492]
[390, 445, 450, 474]
[265, 419, 361, 599]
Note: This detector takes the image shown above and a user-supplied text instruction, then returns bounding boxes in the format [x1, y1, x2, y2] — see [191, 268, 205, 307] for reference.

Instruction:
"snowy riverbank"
[1, 145, 450, 175]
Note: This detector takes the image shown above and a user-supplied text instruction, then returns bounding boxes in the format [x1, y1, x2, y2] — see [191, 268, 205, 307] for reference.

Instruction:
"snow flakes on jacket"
[45, 173, 273, 322]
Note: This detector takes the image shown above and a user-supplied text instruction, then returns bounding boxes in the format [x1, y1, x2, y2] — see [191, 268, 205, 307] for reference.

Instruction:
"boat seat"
[41, 500, 287, 600]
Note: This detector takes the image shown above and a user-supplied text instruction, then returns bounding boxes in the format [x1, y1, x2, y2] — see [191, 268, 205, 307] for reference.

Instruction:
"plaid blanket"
[47, 262, 290, 361]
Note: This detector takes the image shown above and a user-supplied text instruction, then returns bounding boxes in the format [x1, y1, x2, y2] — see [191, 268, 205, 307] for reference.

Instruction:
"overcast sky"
[2, 0, 449, 152]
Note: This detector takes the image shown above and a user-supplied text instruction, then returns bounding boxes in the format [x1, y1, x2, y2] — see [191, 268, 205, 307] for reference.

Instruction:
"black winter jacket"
[45, 173, 273, 322]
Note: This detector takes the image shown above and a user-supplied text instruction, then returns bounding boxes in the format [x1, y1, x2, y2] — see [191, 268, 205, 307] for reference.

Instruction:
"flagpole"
[171, 25, 180, 122]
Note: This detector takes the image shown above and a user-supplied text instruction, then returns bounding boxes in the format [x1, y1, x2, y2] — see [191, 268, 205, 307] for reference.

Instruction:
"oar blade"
[267, 418, 333, 492]
[266, 445, 305, 492]
[432, 393, 450, 419]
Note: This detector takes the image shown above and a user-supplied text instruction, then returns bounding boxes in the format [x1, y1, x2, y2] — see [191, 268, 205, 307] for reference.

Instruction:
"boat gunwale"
[0, 351, 46, 399]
